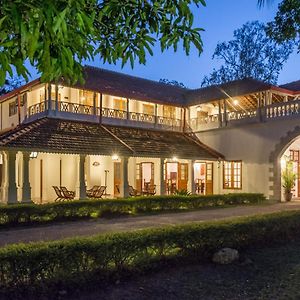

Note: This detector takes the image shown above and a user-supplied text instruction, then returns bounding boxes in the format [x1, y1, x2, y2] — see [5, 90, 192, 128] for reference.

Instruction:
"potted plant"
[282, 161, 297, 202]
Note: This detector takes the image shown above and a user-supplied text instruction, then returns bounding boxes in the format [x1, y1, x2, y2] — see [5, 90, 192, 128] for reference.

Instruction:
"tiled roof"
[64, 66, 188, 106]
[0, 118, 223, 159]
[185, 78, 273, 105]
[280, 80, 300, 92]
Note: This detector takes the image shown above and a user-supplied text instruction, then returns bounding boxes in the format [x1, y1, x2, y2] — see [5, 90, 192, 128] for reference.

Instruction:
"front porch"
[0, 117, 223, 204]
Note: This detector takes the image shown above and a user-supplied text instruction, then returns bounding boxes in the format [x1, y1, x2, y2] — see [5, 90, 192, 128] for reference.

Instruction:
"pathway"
[1, 202, 300, 247]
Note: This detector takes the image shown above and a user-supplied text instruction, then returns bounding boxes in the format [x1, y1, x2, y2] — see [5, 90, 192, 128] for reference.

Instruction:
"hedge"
[0, 193, 265, 227]
[0, 210, 299, 293]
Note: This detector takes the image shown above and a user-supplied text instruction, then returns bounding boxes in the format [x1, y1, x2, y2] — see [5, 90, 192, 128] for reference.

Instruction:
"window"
[79, 90, 94, 106]
[114, 98, 127, 111]
[9, 100, 17, 117]
[163, 105, 176, 119]
[143, 103, 154, 115]
[223, 161, 242, 189]
[290, 150, 299, 162]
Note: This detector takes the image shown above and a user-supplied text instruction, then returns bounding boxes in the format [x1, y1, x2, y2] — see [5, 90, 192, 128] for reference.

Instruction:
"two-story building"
[0, 65, 299, 203]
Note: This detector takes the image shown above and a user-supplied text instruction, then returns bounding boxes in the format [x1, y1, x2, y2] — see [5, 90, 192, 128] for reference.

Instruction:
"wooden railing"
[27, 101, 182, 131]
[59, 101, 94, 115]
[28, 101, 47, 116]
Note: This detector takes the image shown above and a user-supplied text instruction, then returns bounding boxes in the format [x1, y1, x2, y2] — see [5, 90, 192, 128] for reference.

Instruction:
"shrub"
[0, 193, 265, 228]
[0, 210, 299, 293]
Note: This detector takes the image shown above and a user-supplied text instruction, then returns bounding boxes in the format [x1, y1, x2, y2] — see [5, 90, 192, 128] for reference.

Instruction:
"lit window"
[223, 161, 242, 189]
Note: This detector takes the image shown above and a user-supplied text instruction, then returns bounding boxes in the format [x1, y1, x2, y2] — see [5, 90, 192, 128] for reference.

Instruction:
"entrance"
[165, 162, 188, 194]
[194, 162, 213, 195]
[136, 162, 154, 193]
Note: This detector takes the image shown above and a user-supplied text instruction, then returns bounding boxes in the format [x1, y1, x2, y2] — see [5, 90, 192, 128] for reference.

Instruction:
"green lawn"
[75, 239, 300, 300]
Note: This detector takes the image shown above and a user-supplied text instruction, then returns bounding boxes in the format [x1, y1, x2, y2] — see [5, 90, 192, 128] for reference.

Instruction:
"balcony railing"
[26, 100, 182, 131]
[189, 99, 300, 131]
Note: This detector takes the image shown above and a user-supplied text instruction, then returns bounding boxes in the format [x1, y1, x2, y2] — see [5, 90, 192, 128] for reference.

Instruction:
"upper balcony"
[187, 89, 300, 132]
[24, 84, 184, 132]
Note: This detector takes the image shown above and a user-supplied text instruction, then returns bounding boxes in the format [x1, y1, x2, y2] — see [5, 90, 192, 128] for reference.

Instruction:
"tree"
[201, 21, 293, 87]
[159, 78, 187, 88]
[0, 76, 24, 96]
[0, 0, 206, 85]
[266, 0, 300, 51]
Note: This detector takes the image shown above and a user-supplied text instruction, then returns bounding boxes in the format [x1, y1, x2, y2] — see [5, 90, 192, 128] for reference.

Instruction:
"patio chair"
[60, 186, 75, 200]
[53, 186, 64, 202]
[147, 184, 156, 196]
[90, 186, 106, 199]
[129, 185, 141, 197]
[87, 185, 100, 198]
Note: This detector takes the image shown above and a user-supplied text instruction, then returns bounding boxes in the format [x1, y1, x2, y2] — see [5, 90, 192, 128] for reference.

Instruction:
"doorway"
[194, 162, 213, 195]
[165, 162, 189, 194]
[136, 162, 154, 193]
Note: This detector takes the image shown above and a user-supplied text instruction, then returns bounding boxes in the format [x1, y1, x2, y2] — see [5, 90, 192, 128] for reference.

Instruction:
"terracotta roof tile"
[0, 118, 223, 160]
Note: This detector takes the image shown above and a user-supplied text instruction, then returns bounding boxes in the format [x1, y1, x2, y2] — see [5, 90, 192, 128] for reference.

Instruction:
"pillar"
[47, 83, 52, 111]
[122, 157, 129, 197]
[7, 151, 18, 204]
[79, 154, 86, 199]
[22, 152, 32, 203]
[190, 160, 195, 194]
[160, 158, 166, 195]
[55, 84, 59, 113]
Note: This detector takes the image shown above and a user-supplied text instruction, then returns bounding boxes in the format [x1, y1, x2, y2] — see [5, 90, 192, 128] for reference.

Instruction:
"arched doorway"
[270, 126, 300, 202]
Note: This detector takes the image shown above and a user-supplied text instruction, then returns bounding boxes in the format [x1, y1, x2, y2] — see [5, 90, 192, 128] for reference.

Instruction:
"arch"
[269, 125, 300, 201]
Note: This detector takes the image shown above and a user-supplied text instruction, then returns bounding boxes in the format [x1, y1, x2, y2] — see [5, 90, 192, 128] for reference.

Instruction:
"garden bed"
[0, 209, 299, 298]
[0, 193, 265, 227]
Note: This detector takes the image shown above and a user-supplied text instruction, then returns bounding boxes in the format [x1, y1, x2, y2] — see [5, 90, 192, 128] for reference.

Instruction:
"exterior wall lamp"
[29, 152, 38, 159]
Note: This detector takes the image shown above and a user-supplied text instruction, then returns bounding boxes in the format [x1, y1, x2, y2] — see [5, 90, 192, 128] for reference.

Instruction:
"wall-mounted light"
[30, 152, 38, 159]
[172, 156, 178, 162]
[233, 99, 239, 106]
[112, 154, 119, 161]
[92, 161, 100, 167]
[196, 106, 202, 112]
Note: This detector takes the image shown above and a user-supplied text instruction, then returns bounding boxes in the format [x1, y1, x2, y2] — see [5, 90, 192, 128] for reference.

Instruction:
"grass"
[72, 238, 300, 300]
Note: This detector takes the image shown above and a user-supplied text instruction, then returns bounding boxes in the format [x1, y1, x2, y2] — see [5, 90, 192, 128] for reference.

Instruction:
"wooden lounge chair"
[60, 186, 75, 200]
[86, 185, 100, 198]
[129, 185, 141, 197]
[90, 186, 106, 199]
[147, 184, 156, 196]
[53, 186, 64, 202]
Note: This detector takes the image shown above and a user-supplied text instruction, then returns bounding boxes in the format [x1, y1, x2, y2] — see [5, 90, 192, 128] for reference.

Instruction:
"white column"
[122, 157, 129, 197]
[190, 160, 195, 194]
[79, 154, 86, 199]
[160, 158, 165, 195]
[7, 151, 18, 204]
[22, 152, 32, 203]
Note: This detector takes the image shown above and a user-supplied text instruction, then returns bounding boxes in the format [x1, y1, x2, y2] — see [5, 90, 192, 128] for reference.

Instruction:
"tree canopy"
[266, 0, 300, 51]
[0, 0, 206, 85]
[159, 78, 187, 88]
[0, 76, 24, 96]
[201, 21, 293, 87]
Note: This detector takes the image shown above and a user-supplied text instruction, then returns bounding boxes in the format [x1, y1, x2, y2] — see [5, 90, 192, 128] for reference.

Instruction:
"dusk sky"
[28, 0, 299, 88]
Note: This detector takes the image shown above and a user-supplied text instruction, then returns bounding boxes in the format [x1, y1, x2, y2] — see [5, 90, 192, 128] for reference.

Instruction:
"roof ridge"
[84, 65, 189, 91]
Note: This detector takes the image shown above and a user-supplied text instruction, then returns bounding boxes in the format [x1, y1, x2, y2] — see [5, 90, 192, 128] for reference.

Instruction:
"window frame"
[223, 160, 242, 190]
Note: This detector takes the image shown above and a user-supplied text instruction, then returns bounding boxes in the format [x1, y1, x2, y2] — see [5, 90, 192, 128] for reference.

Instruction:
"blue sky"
[28, 0, 299, 88]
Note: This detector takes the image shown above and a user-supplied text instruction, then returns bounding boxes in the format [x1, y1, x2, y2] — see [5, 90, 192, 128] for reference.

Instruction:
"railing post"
[223, 99, 228, 126]
[93, 92, 97, 115]
[47, 83, 52, 112]
[55, 84, 59, 113]
[155, 103, 158, 126]
[99, 93, 103, 124]
[218, 101, 222, 128]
